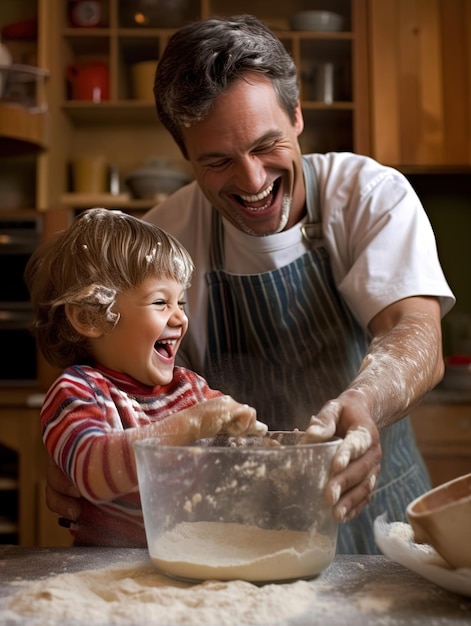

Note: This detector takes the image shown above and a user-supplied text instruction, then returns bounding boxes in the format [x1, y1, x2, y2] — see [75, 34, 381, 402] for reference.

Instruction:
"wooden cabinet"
[0, 393, 71, 547]
[38, 0, 370, 214]
[0, 403, 39, 545]
[367, 0, 471, 169]
[410, 401, 471, 487]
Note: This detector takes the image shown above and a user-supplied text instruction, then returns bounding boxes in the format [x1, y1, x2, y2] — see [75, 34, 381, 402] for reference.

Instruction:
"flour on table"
[4, 560, 318, 626]
[353, 583, 395, 613]
[383, 521, 446, 564]
[152, 521, 335, 582]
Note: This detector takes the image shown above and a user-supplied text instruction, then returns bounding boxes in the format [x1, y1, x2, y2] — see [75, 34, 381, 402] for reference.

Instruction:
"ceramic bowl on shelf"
[406, 472, 471, 569]
[290, 10, 345, 32]
[134, 431, 341, 583]
[124, 160, 191, 199]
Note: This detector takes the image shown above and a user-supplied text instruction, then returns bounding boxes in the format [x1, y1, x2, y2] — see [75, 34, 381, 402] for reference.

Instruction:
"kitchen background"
[0, 0, 470, 547]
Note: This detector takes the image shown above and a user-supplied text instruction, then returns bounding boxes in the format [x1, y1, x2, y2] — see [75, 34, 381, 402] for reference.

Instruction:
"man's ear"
[294, 100, 304, 136]
[65, 303, 103, 338]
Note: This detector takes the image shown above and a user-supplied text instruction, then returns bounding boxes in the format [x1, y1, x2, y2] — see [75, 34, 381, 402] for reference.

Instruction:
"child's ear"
[65, 303, 103, 338]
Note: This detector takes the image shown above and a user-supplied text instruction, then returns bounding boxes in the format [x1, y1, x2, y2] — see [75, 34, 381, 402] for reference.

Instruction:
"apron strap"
[301, 156, 322, 242]
[209, 207, 225, 270]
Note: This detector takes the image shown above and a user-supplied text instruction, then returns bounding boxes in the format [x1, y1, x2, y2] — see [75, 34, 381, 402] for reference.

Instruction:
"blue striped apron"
[204, 157, 431, 554]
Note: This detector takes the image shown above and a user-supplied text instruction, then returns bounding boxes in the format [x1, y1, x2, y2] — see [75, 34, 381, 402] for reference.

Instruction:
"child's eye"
[153, 300, 166, 308]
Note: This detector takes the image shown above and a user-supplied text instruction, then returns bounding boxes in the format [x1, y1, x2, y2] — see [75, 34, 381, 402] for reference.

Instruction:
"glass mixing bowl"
[134, 431, 341, 582]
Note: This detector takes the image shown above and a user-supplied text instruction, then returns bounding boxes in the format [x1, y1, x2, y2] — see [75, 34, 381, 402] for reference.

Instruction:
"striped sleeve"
[41, 369, 136, 503]
[41, 366, 224, 504]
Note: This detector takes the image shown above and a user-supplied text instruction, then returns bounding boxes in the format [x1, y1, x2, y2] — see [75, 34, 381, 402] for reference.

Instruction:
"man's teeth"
[239, 183, 273, 203]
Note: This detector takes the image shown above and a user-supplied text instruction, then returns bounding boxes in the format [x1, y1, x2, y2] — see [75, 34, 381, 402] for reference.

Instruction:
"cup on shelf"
[316, 62, 335, 103]
[130, 60, 157, 102]
[303, 62, 336, 104]
[66, 61, 109, 102]
[71, 155, 108, 194]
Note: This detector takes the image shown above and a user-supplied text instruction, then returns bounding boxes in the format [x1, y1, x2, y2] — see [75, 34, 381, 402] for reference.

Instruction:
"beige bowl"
[406, 473, 471, 569]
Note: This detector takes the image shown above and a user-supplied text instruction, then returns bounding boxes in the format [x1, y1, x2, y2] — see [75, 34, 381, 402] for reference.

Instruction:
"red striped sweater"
[41, 364, 222, 546]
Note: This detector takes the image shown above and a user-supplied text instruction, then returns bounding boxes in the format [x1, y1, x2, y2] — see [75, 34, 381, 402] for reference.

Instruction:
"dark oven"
[0, 214, 42, 386]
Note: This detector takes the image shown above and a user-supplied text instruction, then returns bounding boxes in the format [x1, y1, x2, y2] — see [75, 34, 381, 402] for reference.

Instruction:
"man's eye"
[206, 159, 230, 170]
[254, 141, 278, 154]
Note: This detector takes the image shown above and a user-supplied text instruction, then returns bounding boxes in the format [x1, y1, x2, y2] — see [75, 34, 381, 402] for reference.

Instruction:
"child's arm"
[42, 376, 265, 503]
[78, 395, 265, 501]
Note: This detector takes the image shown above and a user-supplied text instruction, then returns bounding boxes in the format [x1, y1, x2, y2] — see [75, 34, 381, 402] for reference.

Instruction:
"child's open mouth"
[154, 339, 176, 359]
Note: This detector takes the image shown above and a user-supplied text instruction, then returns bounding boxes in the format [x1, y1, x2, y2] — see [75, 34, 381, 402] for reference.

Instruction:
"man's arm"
[305, 295, 444, 522]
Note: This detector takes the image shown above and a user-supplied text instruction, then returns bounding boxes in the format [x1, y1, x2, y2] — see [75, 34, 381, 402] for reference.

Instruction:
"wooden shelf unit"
[38, 0, 369, 212]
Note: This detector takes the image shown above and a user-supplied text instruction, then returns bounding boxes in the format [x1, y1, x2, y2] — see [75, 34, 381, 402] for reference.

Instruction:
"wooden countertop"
[0, 547, 469, 625]
[0, 387, 45, 408]
[0, 387, 45, 410]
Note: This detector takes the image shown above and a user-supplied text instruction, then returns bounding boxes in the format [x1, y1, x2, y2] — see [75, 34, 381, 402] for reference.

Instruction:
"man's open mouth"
[233, 178, 281, 211]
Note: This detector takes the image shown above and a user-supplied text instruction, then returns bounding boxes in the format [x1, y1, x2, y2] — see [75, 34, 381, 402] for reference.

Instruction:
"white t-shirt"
[143, 152, 455, 372]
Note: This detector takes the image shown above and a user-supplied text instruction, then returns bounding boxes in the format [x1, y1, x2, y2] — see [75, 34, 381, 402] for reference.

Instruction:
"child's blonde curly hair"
[25, 208, 194, 369]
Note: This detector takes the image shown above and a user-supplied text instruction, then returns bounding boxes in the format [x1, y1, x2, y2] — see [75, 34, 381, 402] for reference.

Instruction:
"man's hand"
[304, 392, 382, 523]
[304, 296, 444, 523]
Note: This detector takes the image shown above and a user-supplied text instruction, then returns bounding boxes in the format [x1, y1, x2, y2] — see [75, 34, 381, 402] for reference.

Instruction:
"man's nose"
[233, 156, 266, 192]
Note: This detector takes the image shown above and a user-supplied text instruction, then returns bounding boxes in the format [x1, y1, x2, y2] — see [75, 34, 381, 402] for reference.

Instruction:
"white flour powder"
[152, 521, 335, 582]
[4, 560, 318, 626]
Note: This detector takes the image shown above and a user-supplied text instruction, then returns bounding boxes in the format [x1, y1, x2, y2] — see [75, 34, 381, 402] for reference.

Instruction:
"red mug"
[66, 61, 109, 102]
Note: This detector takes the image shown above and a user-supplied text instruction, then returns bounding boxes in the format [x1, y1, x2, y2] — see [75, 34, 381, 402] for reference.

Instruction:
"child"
[25, 208, 266, 547]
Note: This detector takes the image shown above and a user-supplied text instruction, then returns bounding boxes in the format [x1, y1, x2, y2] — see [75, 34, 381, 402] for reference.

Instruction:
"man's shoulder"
[305, 151, 408, 205]
[305, 151, 393, 179]
[143, 181, 208, 228]
[142, 181, 211, 252]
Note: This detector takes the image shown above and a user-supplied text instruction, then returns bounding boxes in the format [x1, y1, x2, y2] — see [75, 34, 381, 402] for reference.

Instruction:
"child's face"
[90, 275, 188, 386]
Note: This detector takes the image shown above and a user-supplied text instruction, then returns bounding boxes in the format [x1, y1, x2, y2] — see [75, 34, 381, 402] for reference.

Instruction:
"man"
[48, 16, 454, 553]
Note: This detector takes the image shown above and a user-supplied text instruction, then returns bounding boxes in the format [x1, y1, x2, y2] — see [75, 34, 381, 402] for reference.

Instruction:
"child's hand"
[147, 395, 267, 445]
[201, 396, 268, 438]
[196, 395, 267, 438]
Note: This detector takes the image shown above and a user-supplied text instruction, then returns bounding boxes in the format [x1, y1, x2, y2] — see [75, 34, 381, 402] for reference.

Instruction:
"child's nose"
[169, 305, 186, 326]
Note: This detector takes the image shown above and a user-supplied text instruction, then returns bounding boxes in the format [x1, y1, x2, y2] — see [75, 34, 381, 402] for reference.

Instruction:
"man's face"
[181, 74, 306, 236]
